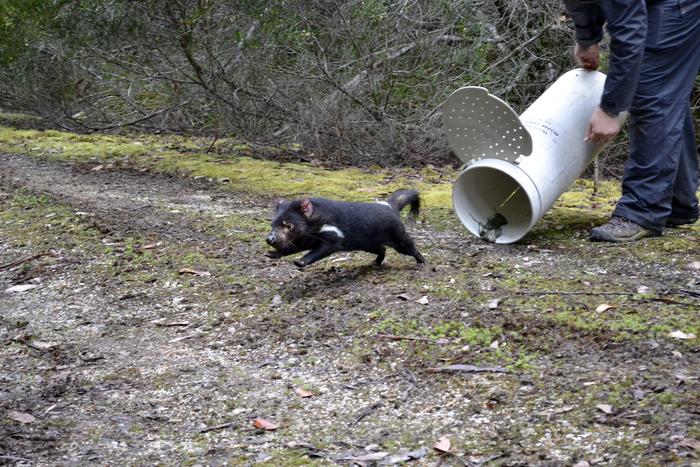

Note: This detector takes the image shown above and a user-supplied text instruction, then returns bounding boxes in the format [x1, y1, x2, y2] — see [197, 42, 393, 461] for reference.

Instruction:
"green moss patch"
[0, 125, 457, 208]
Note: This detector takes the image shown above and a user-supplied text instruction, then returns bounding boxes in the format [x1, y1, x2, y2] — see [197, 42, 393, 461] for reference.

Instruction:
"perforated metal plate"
[443, 86, 533, 165]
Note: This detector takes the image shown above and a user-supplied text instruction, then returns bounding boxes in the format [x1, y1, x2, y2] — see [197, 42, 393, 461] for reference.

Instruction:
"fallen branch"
[0, 455, 32, 463]
[427, 364, 509, 374]
[0, 251, 54, 271]
[199, 421, 235, 433]
[513, 290, 697, 300]
[513, 290, 634, 296]
[351, 402, 382, 426]
[680, 289, 700, 298]
[375, 333, 438, 343]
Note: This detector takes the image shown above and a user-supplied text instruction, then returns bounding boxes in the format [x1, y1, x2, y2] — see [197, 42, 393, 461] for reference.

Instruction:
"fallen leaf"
[91, 164, 103, 171]
[253, 417, 278, 430]
[489, 340, 500, 349]
[433, 436, 451, 453]
[677, 437, 700, 451]
[416, 296, 429, 305]
[596, 404, 613, 414]
[668, 330, 696, 340]
[488, 298, 500, 309]
[573, 461, 590, 467]
[637, 285, 649, 294]
[672, 350, 683, 358]
[271, 294, 282, 307]
[397, 293, 411, 301]
[688, 261, 700, 271]
[295, 387, 313, 398]
[4, 284, 38, 294]
[7, 411, 36, 424]
[595, 303, 615, 313]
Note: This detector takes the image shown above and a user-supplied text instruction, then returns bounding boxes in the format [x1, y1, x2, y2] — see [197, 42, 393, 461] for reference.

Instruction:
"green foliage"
[0, 0, 65, 65]
[0, 1, 693, 168]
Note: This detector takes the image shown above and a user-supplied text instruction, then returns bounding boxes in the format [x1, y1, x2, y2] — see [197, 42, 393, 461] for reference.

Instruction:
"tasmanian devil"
[266, 189, 425, 268]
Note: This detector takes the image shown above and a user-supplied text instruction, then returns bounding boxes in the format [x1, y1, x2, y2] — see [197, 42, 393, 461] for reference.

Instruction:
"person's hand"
[585, 107, 621, 145]
[575, 43, 600, 70]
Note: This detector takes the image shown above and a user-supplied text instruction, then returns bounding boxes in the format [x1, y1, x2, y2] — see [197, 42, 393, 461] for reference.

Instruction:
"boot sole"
[589, 228, 658, 243]
[666, 218, 698, 228]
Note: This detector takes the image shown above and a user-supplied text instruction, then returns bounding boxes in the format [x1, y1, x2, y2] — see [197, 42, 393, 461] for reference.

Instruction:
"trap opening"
[452, 159, 541, 244]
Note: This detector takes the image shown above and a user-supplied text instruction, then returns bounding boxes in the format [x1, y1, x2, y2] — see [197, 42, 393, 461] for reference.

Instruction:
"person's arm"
[597, 1, 647, 117]
[564, 0, 646, 115]
[564, 1, 647, 143]
[564, 1, 606, 48]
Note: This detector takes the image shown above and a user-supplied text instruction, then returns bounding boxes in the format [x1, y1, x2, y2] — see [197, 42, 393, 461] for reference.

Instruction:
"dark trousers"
[613, 0, 700, 231]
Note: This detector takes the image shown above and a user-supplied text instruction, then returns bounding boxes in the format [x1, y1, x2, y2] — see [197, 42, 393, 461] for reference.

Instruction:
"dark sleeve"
[564, 1, 606, 47]
[597, 1, 647, 115]
[564, 0, 647, 116]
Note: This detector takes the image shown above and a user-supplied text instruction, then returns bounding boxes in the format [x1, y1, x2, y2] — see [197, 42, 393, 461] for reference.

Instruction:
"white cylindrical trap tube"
[444, 69, 626, 243]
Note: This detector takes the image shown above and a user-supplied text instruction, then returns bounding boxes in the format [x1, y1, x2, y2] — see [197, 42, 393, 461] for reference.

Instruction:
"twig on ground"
[513, 290, 634, 296]
[375, 333, 438, 343]
[199, 421, 235, 433]
[0, 456, 32, 463]
[513, 290, 697, 300]
[206, 134, 219, 154]
[0, 251, 54, 271]
[473, 451, 510, 466]
[11, 337, 58, 352]
[351, 402, 382, 425]
[427, 364, 509, 374]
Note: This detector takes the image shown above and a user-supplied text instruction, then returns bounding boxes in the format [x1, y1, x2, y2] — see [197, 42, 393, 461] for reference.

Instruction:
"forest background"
[1, 0, 699, 171]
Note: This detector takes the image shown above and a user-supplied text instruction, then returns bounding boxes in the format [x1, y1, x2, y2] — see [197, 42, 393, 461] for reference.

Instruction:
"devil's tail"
[386, 189, 420, 220]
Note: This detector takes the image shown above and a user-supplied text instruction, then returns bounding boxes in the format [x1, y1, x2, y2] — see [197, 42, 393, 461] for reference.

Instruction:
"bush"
[1, 0, 696, 169]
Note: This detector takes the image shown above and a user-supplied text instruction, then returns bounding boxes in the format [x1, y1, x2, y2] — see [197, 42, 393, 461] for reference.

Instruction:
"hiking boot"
[666, 215, 698, 227]
[589, 217, 659, 243]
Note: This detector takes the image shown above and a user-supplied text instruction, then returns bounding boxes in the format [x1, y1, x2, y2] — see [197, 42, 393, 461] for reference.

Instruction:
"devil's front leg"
[293, 241, 340, 268]
[265, 247, 300, 259]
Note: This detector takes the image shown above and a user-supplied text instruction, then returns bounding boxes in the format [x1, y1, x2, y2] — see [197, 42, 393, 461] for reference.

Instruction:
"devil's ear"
[300, 198, 314, 218]
[274, 199, 286, 213]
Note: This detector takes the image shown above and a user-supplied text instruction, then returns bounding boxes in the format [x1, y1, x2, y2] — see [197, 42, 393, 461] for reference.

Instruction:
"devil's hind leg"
[391, 234, 424, 265]
[371, 246, 386, 265]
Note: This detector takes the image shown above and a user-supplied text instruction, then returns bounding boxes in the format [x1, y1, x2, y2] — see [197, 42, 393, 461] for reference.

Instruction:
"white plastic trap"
[445, 69, 625, 244]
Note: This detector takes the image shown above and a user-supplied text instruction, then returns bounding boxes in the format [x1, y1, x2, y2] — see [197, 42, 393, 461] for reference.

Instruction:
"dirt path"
[1, 153, 698, 466]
